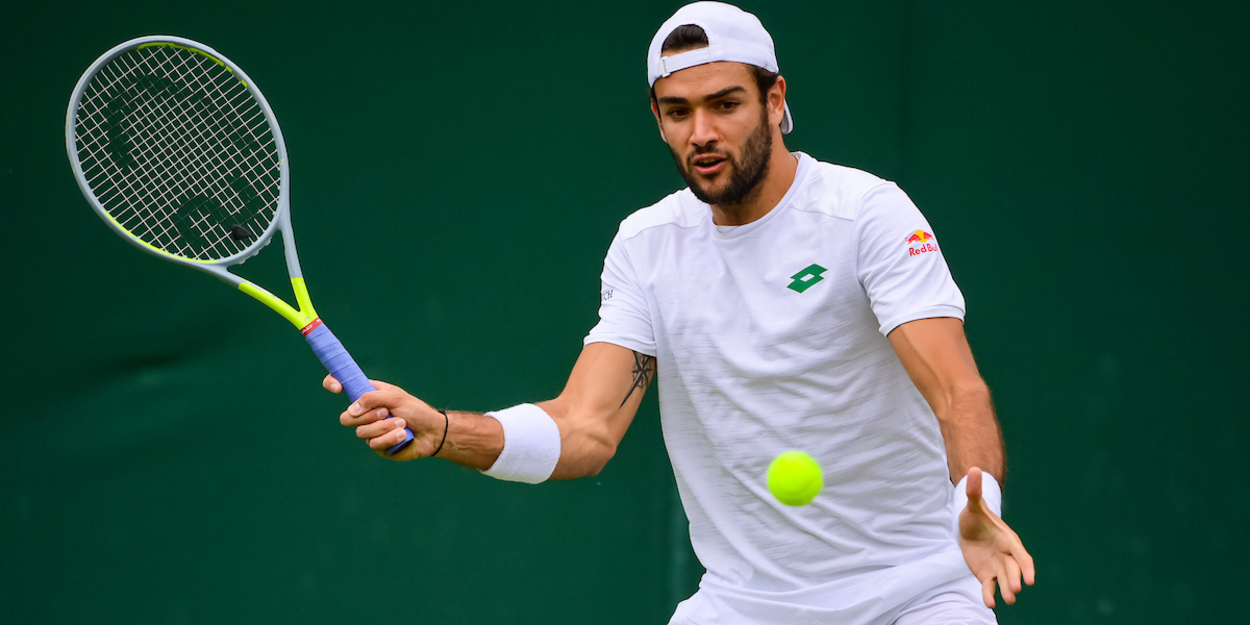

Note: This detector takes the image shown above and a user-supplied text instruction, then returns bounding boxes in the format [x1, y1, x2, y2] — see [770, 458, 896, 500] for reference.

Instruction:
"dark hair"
[652, 24, 780, 106]
[662, 24, 710, 52]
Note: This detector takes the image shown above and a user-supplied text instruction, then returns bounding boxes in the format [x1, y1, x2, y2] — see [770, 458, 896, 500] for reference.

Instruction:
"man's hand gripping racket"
[66, 36, 414, 454]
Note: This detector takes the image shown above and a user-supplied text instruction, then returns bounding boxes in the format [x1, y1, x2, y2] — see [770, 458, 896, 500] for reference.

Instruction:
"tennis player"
[328, 2, 1034, 622]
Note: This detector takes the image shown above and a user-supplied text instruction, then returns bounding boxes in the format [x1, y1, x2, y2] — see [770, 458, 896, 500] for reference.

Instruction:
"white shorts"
[891, 577, 997, 625]
[667, 551, 996, 625]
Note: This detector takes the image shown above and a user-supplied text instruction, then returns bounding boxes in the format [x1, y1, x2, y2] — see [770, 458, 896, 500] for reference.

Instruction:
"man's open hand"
[958, 467, 1036, 608]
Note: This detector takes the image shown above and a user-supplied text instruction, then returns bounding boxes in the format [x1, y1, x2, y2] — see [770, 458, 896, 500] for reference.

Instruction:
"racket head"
[66, 36, 290, 271]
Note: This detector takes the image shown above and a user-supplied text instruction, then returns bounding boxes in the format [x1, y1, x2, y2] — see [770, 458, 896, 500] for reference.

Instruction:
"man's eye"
[719, 101, 738, 110]
[668, 109, 689, 119]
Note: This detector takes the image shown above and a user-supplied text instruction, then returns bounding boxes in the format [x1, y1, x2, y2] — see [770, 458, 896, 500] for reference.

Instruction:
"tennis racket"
[66, 35, 414, 454]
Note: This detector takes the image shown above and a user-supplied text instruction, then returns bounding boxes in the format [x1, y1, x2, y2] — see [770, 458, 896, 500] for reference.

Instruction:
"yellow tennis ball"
[768, 451, 823, 506]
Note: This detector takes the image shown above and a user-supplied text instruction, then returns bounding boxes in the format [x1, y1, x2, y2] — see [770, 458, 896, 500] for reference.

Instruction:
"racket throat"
[291, 277, 318, 321]
[238, 278, 319, 330]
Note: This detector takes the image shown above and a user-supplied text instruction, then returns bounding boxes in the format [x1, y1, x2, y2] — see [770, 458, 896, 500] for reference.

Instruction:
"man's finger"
[998, 563, 1016, 604]
[1012, 538, 1036, 586]
[1005, 556, 1022, 594]
[368, 420, 410, 450]
[357, 418, 405, 441]
[350, 388, 409, 416]
[323, 374, 342, 393]
[966, 466, 983, 500]
[341, 407, 386, 427]
[981, 576, 996, 609]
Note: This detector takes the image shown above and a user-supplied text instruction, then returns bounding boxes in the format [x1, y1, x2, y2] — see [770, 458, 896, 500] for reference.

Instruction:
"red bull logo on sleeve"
[905, 230, 939, 256]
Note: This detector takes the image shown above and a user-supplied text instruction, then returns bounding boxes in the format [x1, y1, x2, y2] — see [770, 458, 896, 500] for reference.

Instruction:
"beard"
[669, 107, 773, 207]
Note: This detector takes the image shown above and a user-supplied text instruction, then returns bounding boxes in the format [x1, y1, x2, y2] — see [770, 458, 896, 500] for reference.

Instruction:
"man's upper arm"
[887, 318, 986, 419]
[555, 224, 657, 449]
[546, 342, 655, 420]
[544, 220, 657, 476]
[537, 341, 656, 478]
[889, 318, 1004, 483]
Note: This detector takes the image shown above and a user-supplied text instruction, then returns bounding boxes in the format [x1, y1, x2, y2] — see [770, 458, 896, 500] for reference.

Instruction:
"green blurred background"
[2, 0, 1247, 623]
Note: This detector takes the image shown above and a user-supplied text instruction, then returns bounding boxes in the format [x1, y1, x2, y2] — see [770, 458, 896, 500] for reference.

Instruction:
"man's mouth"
[691, 154, 728, 175]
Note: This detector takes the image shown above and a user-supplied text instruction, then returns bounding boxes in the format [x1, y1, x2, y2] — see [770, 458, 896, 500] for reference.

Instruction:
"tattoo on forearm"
[620, 351, 657, 408]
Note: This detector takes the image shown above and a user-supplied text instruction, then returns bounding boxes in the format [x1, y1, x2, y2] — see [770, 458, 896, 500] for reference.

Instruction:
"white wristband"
[481, 403, 561, 484]
[952, 472, 1003, 537]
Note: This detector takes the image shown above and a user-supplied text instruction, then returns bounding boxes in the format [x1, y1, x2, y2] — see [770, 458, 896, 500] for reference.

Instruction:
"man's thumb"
[967, 466, 983, 501]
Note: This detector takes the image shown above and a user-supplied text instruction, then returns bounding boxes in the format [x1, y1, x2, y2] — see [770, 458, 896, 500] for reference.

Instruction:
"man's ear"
[769, 75, 788, 129]
[650, 99, 668, 142]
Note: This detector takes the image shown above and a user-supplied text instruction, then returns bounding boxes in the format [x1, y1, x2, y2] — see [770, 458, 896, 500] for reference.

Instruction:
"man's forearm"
[427, 344, 652, 480]
[437, 411, 503, 471]
[938, 382, 1006, 484]
[884, 318, 1006, 484]
[436, 404, 619, 480]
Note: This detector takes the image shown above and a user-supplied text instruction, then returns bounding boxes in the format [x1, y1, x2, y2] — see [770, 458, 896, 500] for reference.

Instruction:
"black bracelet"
[431, 410, 449, 457]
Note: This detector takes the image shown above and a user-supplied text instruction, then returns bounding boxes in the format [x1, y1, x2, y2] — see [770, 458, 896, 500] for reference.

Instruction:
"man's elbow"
[934, 378, 992, 424]
[552, 422, 619, 479]
[583, 443, 617, 477]
[579, 427, 620, 477]
[955, 378, 991, 401]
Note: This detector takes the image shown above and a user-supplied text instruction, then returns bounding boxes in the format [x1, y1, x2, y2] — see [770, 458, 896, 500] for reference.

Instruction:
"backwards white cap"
[647, 1, 793, 134]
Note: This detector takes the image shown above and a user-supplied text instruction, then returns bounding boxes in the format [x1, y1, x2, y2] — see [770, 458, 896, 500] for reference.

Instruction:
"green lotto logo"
[788, 264, 827, 293]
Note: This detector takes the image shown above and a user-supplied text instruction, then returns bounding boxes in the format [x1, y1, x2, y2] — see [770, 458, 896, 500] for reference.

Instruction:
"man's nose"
[689, 108, 719, 148]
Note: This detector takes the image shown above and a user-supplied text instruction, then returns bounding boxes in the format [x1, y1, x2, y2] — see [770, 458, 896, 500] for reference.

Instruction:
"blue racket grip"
[304, 321, 414, 455]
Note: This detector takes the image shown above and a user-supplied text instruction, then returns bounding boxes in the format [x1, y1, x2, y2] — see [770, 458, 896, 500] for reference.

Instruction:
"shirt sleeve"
[583, 231, 657, 356]
[855, 182, 966, 336]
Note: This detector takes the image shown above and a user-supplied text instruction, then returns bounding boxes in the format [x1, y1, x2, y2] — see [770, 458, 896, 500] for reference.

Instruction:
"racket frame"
[65, 35, 317, 330]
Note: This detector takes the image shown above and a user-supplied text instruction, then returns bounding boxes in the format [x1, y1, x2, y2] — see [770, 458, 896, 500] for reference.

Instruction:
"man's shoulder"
[797, 157, 900, 221]
[617, 188, 708, 241]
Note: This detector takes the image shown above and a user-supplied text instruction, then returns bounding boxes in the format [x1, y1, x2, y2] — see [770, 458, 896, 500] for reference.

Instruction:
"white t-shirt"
[585, 153, 981, 624]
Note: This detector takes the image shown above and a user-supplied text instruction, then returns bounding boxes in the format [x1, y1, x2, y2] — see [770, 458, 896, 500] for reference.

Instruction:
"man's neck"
[710, 146, 799, 227]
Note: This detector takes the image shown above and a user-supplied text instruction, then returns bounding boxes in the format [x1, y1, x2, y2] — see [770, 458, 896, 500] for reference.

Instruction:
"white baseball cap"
[647, 1, 793, 134]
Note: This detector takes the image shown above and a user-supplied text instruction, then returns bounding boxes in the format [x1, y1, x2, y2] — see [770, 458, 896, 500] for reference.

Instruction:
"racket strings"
[128, 49, 273, 255]
[75, 44, 281, 261]
[83, 60, 267, 257]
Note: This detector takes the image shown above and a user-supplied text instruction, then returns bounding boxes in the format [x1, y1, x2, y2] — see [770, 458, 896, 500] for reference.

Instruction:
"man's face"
[651, 61, 775, 206]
